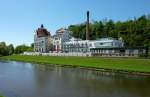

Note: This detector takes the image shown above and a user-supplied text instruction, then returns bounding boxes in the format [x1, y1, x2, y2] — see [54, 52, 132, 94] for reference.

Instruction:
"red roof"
[36, 27, 50, 37]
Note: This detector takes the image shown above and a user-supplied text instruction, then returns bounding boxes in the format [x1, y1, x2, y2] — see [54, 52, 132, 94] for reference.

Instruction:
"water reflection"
[0, 61, 150, 97]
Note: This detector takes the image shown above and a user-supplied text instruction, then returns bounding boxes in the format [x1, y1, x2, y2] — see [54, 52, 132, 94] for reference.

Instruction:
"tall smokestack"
[86, 11, 90, 40]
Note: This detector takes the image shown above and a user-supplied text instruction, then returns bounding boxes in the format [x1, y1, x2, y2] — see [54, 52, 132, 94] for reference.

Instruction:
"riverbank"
[1, 55, 150, 75]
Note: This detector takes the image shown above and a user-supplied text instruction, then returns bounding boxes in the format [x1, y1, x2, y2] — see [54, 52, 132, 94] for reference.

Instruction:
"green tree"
[0, 42, 9, 56]
[92, 21, 104, 38]
[31, 43, 34, 49]
[8, 44, 14, 55]
[67, 14, 150, 48]
[15, 44, 32, 54]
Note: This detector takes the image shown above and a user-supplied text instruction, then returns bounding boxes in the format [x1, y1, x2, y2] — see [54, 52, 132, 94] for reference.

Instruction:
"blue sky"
[0, 0, 150, 46]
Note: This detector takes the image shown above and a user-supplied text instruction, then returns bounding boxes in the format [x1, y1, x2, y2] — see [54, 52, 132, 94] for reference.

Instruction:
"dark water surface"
[0, 61, 150, 97]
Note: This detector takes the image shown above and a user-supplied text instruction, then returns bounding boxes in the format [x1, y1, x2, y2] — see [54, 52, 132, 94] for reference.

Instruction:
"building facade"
[34, 24, 51, 53]
[62, 37, 124, 53]
[89, 37, 124, 54]
[52, 28, 72, 52]
[32, 10, 148, 57]
[62, 37, 89, 52]
[33, 25, 146, 57]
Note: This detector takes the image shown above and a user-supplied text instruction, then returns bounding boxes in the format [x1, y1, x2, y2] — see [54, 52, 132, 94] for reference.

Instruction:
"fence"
[23, 52, 92, 57]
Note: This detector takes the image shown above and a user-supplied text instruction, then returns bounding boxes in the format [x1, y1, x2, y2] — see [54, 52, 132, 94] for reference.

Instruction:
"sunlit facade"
[34, 25, 51, 53]
[62, 37, 124, 53]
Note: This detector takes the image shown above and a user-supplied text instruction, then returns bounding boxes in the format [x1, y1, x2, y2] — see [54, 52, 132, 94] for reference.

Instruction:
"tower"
[34, 25, 51, 53]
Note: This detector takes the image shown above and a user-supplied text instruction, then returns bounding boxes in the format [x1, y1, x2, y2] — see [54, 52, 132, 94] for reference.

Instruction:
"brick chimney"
[86, 11, 90, 40]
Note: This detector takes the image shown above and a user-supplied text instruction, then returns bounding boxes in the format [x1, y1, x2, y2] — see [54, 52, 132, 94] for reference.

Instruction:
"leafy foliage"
[0, 42, 33, 56]
[15, 44, 33, 54]
[68, 15, 150, 47]
[0, 42, 14, 56]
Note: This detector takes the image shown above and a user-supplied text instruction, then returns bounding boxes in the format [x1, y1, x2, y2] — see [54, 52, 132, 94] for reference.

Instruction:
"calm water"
[0, 61, 150, 97]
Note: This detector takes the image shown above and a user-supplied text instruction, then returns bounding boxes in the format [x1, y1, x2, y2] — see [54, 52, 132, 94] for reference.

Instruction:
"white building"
[89, 37, 124, 54]
[89, 37, 124, 49]
[33, 25, 124, 54]
[62, 37, 124, 53]
[33, 26, 146, 56]
[34, 25, 51, 53]
[63, 37, 90, 52]
[52, 28, 72, 52]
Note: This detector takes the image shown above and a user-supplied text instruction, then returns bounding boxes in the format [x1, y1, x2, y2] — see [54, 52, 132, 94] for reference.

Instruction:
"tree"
[31, 43, 34, 49]
[0, 42, 9, 56]
[92, 21, 104, 39]
[15, 44, 32, 54]
[8, 44, 14, 55]
[104, 19, 115, 37]
[67, 14, 150, 48]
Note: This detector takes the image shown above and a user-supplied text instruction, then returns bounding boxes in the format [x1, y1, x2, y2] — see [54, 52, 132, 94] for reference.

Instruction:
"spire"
[41, 24, 44, 28]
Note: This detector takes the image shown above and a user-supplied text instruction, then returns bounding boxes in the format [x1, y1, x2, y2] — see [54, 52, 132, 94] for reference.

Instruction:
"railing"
[23, 52, 92, 57]
[91, 53, 139, 57]
[23, 52, 139, 57]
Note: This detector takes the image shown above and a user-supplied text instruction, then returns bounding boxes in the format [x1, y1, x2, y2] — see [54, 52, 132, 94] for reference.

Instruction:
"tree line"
[68, 15, 150, 47]
[0, 42, 33, 56]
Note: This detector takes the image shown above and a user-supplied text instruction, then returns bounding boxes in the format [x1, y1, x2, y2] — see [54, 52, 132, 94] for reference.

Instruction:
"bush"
[139, 53, 149, 58]
[15, 45, 33, 54]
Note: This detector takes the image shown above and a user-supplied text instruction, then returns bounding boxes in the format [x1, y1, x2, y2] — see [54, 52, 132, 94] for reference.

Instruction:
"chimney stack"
[86, 11, 90, 40]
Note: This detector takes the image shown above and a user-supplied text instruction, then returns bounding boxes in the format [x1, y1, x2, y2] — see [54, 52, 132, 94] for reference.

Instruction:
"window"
[111, 43, 113, 46]
[55, 38, 58, 40]
[100, 43, 104, 45]
[89, 44, 92, 47]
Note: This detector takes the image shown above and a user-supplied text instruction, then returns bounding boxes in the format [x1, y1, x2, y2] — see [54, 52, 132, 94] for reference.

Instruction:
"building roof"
[95, 37, 122, 43]
[69, 37, 82, 41]
[36, 24, 51, 37]
[56, 28, 69, 36]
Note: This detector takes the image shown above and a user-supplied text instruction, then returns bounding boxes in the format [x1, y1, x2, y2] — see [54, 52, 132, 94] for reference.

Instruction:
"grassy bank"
[1, 55, 150, 74]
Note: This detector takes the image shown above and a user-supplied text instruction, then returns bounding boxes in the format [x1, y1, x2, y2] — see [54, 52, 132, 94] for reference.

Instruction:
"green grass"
[1, 55, 150, 73]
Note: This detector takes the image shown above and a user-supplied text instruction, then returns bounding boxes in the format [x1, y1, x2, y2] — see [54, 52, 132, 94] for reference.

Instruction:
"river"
[0, 61, 150, 97]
